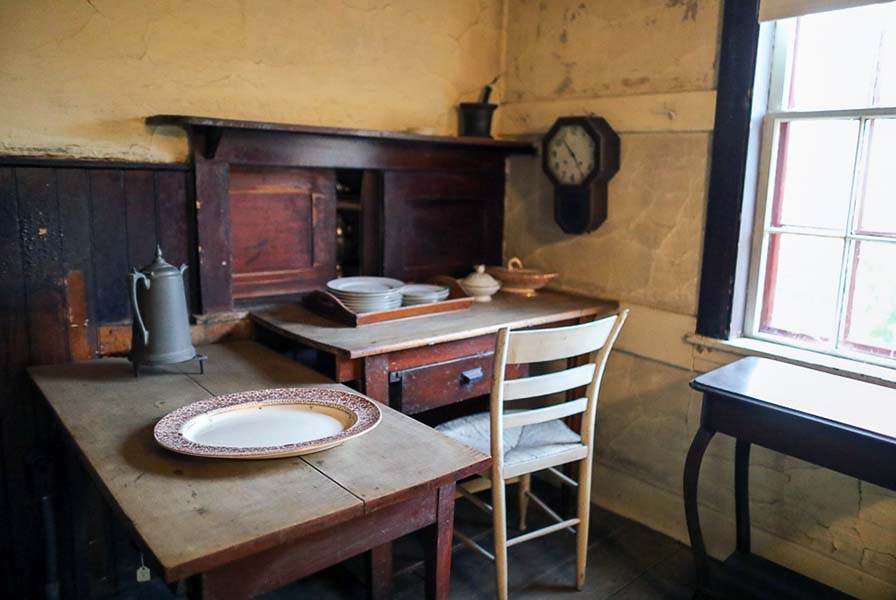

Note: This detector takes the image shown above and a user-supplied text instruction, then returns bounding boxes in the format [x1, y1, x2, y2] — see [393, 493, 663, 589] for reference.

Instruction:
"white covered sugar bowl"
[459, 265, 501, 302]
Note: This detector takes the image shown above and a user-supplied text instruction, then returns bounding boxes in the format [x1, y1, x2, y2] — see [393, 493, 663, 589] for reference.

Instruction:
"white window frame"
[743, 17, 896, 368]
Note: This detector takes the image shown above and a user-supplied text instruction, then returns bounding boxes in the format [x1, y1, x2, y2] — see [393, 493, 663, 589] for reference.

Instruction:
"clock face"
[546, 124, 597, 186]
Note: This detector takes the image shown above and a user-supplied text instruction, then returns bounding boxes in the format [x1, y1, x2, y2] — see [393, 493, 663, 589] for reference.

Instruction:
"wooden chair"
[435, 310, 628, 599]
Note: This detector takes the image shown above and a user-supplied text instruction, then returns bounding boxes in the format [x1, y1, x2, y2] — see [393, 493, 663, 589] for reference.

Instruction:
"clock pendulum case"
[541, 116, 620, 234]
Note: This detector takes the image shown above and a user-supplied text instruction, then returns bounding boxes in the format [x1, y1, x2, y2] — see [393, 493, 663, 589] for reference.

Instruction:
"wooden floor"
[276, 501, 695, 600]
[123, 481, 695, 600]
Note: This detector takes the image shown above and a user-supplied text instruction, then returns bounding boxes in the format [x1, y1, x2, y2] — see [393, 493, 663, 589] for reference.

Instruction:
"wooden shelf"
[146, 114, 536, 155]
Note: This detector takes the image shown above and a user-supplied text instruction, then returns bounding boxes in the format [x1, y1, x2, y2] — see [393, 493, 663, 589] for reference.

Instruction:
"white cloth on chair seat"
[436, 411, 582, 470]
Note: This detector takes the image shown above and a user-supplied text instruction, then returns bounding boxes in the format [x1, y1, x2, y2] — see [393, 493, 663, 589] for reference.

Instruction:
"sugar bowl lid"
[461, 264, 500, 287]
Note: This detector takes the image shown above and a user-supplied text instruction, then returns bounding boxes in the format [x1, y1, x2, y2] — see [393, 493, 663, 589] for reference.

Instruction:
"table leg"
[735, 439, 751, 554]
[423, 483, 456, 600]
[368, 542, 393, 600]
[362, 355, 390, 403]
[683, 425, 714, 585]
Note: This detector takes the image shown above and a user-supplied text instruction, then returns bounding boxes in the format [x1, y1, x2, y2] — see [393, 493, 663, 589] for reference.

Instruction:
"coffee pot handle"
[129, 270, 150, 345]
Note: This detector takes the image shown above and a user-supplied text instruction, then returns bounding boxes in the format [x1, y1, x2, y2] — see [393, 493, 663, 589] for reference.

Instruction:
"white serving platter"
[154, 387, 382, 459]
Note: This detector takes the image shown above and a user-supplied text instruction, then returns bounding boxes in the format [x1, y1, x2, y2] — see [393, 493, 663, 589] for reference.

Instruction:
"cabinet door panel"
[230, 167, 335, 299]
[382, 171, 502, 281]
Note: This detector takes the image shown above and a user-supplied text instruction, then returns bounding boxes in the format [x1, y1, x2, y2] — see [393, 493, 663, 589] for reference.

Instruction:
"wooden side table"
[685, 357, 896, 600]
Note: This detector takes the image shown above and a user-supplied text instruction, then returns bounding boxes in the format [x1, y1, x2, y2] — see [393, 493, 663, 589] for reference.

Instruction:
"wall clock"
[542, 116, 620, 234]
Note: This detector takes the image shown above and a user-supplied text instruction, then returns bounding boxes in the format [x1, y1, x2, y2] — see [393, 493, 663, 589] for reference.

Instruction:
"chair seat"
[436, 412, 583, 471]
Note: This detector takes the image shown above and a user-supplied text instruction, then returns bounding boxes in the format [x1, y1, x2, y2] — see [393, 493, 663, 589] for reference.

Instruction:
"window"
[744, 3, 896, 366]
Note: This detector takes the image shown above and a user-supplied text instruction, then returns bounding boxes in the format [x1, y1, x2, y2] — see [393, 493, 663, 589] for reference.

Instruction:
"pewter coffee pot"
[128, 246, 204, 376]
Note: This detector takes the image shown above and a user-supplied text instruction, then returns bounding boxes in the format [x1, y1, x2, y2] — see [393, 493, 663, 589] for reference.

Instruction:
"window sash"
[745, 109, 896, 366]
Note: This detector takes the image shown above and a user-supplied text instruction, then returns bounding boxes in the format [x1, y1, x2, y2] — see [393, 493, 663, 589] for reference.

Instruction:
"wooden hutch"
[147, 116, 614, 421]
[147, 115, 536, 314]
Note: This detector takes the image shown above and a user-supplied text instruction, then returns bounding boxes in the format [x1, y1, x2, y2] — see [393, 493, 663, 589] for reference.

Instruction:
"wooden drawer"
[389, 352, 528, 415]
[390, 353, 495, 414]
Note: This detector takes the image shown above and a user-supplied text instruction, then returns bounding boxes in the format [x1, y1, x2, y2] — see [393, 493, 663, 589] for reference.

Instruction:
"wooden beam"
[695, 0, 762, 338]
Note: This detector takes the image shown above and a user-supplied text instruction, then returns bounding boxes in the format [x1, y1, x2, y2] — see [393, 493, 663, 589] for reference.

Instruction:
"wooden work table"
[29, 341, 489, 600]
[251, 291, 617, 415]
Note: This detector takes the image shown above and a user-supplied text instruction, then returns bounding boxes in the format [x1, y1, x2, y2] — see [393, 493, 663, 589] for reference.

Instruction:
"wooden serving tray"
[303, 276, 473, 326]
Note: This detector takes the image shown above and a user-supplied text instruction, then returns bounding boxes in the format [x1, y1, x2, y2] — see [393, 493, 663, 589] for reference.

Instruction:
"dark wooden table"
[251, 291, 616, 414]
[29, 341, 489, 599]
[685, 356, 896, 600]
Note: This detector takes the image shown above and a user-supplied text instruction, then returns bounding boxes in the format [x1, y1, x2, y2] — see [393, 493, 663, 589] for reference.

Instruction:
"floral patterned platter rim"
[153, 387, 382, 459]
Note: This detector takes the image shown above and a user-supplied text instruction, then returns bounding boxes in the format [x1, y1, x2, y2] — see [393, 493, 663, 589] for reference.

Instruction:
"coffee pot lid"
[137, 246, 182, 277]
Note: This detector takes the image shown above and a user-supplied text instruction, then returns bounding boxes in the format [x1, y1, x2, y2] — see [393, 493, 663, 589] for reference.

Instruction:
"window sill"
[685, 334, 896, 389]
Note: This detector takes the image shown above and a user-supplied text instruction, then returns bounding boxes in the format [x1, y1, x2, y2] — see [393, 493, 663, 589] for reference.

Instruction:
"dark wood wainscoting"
[0, 158, 196, 599]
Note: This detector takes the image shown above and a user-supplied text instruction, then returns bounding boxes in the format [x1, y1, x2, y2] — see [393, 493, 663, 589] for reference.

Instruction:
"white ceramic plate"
[339, 293, 402, 302]
[400, 284, 450, 297]
[154, 388, 382, 459]
[331, 288, 402, 296]
[403, 297, 448, 305]
[327, 277, 405, 295]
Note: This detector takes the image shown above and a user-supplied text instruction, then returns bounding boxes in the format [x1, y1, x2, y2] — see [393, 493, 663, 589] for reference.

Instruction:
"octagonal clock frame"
[542, 116, 621, 234]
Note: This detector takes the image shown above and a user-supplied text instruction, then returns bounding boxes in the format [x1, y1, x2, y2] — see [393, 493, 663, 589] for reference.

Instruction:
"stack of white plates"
[400, 284, 451, 306]
[326, 277, 405, 313]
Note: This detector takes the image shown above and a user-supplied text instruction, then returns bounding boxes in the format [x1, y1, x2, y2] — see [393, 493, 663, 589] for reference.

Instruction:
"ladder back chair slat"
[503, 315, 619, 364]
[502, 362, 596, 401]
[502, 397, 587, 429]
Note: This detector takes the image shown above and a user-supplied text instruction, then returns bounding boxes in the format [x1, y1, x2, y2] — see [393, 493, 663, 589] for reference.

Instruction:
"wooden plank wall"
[0, 159, 196, 599]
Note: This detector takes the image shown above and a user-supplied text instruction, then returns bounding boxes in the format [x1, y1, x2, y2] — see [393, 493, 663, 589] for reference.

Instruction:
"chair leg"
[492, 476, 509, 600]
[518, 473, 531, 530]
[576, 458, 593, 590]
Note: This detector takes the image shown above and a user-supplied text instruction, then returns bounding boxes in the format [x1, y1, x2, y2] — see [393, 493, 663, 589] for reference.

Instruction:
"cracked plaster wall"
[498, 0, 896, 597]
[0, 0, 503, 161]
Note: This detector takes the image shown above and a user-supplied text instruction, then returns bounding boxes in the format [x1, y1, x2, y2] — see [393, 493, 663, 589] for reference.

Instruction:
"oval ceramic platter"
[154, 387, 382, 459]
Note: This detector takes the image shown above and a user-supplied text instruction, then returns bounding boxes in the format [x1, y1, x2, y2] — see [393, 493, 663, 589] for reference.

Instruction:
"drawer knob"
[460, 367, 484, 385]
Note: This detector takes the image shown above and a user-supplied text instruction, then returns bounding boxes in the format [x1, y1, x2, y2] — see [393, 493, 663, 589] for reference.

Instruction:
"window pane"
[759, 233, 843, 344]
[788, 6, 882, 110]
[842, 241, 896, 359]
[771, 120, 858, 230]
[858, 119, 896, 235]
[874, 5, 896, 106]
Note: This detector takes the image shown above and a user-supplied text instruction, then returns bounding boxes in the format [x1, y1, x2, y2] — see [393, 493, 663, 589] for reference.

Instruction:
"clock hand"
[562, 140, 585, 177]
